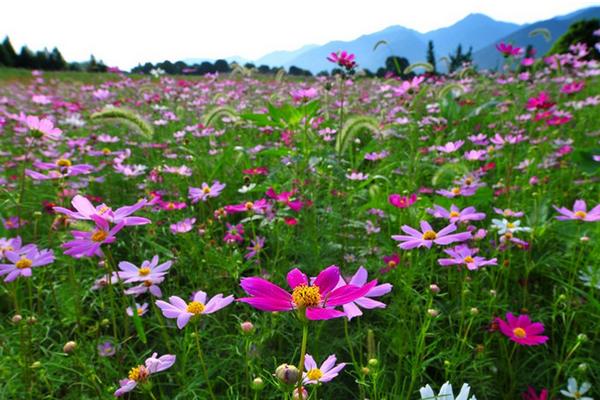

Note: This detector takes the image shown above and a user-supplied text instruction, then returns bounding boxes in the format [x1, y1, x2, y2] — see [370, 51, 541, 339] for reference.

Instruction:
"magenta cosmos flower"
[188, 180, 226, 203]
[302, 354, 346, 385]
[553, 199, 600, 222]
[336, 267, 392, 320]
[438, 245, 497, 271]
[495, 312, 549, 346]
[427, 204, 486, 224]
[156, 290, 234, 329]
[63, 216, 125, 258]
[388, 193, 417, 208]
[392, 221, 471, 250]
[54, 195, 150, 226]
[0, 247, 54, 282]
[118, 255, 172, 283]
[496, 42, 523, 57]
[114, 353, 176, 397]
[238, 266, 377, 320]
[327, 50, 357, 71]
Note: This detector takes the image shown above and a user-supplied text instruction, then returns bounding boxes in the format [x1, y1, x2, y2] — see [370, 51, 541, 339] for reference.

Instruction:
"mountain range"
[185, 6, 600, 73]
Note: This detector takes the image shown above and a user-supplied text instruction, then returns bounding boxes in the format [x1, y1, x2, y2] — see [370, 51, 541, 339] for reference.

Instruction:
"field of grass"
[0, 46, 599, 400]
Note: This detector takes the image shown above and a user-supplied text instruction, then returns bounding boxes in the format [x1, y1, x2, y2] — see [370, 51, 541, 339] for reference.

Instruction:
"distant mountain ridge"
[182, 7, 600, 73]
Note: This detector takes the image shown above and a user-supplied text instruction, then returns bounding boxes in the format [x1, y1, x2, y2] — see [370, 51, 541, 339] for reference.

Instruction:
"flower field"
[0, 43, 599, 400]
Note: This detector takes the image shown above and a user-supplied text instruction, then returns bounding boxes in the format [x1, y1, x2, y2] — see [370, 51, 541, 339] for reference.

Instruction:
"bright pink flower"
[224, 223, 244, 244]
[392, 221, 471, 250]
[553, 199, 600, 222]
[327, 51, 357, 71]
[224, 199, 269, 214]
[560, 81, 584, 94]
[238, 266, 377, 320]
[495, 312, 548, 346]
[496, 42, 523, 57]
[522, 386, 549, 400]
[388, 193, 417, 208]
[526, 92, 554, 111]
[155, 291, 234, 329]
[381, 254, 400, 273]
[291, 87, 318, 103]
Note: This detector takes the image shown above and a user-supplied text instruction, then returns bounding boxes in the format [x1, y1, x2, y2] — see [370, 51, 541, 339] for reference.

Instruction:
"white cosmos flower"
[579, 266, 600, 289]
[238, 183, 256, 193]
[420, 381, 477, 400]
[491, 218, 532, 234]
[560, 377, 593, 400]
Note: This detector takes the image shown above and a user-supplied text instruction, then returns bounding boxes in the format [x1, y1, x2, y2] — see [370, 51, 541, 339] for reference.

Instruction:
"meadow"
[0, 43, 599, 400]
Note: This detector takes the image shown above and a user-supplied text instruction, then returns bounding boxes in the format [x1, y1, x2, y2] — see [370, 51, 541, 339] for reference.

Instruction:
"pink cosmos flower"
[0, 236, 36, 259]
[327, 51, 357, 71]
[0, 247, 54, 282]
[118, 255, 172, 283]
[238, 266, 377, 320]
[437, 140, 464, 153]
[346, 172, 369, 181]
[224, 199, 269, 214]
[427, 204, 486, 224]
[496, 42, 523, 57]
[63, 216, 125, 258]
[436, 186, 477, 198]
[170, 218, 196, 233]
[392, 221, 471, 250]
[155, 290, 234, 329]
[291, 88, 318, 103]
[189, 181, 226, 203]
[156, 200, 187, 211]
[495, 312, 548, 346]
[124, 276, 165, 298]
[381, 254, 400, 274]
[114, 353, 176, 397]
[25, 115, 62, 140]
[438, 244, 497, 270]
[2, 217, 26, 230]
[526, 92, 554, 111]
[493, 208, 524, 218]
[553, 199, 600, 222]
[245, 236, 265, 260]
[560, 81, 584, 94]
[522, 386, 549, 400]
[336, 267, 392, 320]
[302, 354, 346, 385]
[389, 193, 417, 208]
[266, 187, 304, 212]
[224, 223, 245, 244]
[126, 303, 148, 317]
[54, 195, 150, 226]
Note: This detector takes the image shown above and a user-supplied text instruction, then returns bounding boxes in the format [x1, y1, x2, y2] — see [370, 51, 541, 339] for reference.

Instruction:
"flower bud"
[101, 318, 110, 327]
[27, 316, 37, 325]
[361, 367, 370, 375]
[470, 307, 479, 315]
[31, 361, 42, 369]
[578, 363, 588, 372]
[368, 358, 379, 367]
[63, 341, 77, 353]
[292, 387, 308, 400]
[577, 333, 588, 343]
[12, 314, 22, 324]
[240, 321, 254, 333]
[489, 290, 497, 297]
[429, 284, 440, 294]
[275, 364, 300, 385]
[251, 377, 264, 391]
[427, 308, 439, 317]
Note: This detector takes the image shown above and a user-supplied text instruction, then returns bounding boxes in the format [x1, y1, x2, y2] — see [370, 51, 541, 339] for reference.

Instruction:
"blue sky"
[1, 0, 598, 68]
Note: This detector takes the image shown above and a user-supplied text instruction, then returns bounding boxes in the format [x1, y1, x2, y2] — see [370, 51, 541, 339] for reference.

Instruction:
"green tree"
[426, 40, 437, 74]
[448, 44, 472, 73]
[549, 19, 600, 60]
[1, 37, 17, 66]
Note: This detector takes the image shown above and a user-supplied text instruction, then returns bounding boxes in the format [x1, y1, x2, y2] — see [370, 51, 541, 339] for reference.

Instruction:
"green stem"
[344, 318, 365, 399]
[194, 324, 217, 400]
[296, 321, 309, 400]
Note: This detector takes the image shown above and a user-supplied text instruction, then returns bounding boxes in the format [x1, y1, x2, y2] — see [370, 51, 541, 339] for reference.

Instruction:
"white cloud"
[0, 0, 597, 69]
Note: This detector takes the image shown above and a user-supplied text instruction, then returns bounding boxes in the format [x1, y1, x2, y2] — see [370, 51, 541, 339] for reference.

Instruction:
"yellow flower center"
[449, 211, 460, 218]
[513, 327, 527, 338]
[102, 148, 111, 155]
[91, 230, 109, 242]
[464, 177, 473, 186]
[422, 230, 437, 240]
[388, 261, 397, 268]
[504, 232, 513, 240]
[186, 301, 205, 315]
[138, 267, 151, 276]
[574, 391, 582, 399]
[202, 186, 211, 194]
[128, 365, 149, 381]
[451, 187, 461, 195]
[143, 280, 153, 287]
[306, 368, 323, 381]
[574, 211, 587, 219]
[98, 205, 110, 215]
[245, 201, 254, 210]
[507, 222, 515, 229]
[56, 158, 72, 167]
[292, 285, 321, 308]
[16, 257, 33, 269]
[166, 202, 175, 210]
[487, 145, 495, 153]
[503, 209, 512, 216]
[464, 256, 475, 263]
[137, 308, 144, 315]
[1, 245, 14, 253]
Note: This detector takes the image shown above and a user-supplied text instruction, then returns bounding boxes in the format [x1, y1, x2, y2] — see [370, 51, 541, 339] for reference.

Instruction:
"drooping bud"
[63, 341, 77, 353]
[429, 284, 440, 294]
[240, 321, 254, 334]
[12, 314, 22, 324]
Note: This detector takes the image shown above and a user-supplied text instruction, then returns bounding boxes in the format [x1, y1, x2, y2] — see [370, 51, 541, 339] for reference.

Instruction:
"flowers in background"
[553, 199, 600, 222]
[388, 193, 417, 209]
[427, 204, 486, 224]
[63, 217, 124, 258]
[114, 353, 175, 397]
[156, 290, 234, 329]
[302, 354, 346, 385]
[495, 312, 549, 346]
[560, 378, 592, 400]
[522, 386, 549, 400]
[118, 256, 172, 283]
[0, 247, 54, 282]
[392, 221, 471, 250]
[189, 181, 226, 203]
[438, 245, 497, 271]
[336, 267, 392, 320]
[170, 218, 196, 234]
[419, 381, 477, 400]
[126, 303, 148, 317]
[54, 195, 150, 226]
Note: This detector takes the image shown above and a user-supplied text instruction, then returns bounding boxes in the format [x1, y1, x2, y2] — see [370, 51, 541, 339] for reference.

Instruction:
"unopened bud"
[361, 367, 370, 375]
[27, 316, 37, 325]
[292, 387, 308, 400]
[31, 361, 42, 369]
[578, 363, 588, 372]
[427, 309, 439, 317]
[368, 358, 378, 367]
[101, 318, 110, 327]
[63, 341, 77, 353]
[470, 307, 479, 315]
[429, 284, 440, 294]
[275, 364, 300, 385]
[251, 377, 264, 391]
[12, 314, 22, 324]
[241, 321, 254, 333]
[577, 333, 588, 343]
